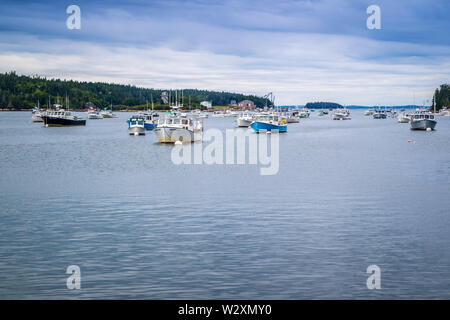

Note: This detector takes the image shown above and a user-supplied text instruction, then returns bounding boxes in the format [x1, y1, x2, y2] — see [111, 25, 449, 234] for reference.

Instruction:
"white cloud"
[0, 31, 448, 105]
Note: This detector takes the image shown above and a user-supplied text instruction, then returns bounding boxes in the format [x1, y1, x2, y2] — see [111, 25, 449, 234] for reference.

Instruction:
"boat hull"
[410, 119, 437, 130]
[333, 114, 351, 120]
[43, 116, 86, 126]
[127, 120, 157, 130]
[144, 122, 157, 130]
[237, 118, 252, 127]
[154, 127, 199, 143]
[128, 126, 145, 135]
[250, 121, 287, 133]
[373, 113, 387, 119]
[32, 115, 44, 122]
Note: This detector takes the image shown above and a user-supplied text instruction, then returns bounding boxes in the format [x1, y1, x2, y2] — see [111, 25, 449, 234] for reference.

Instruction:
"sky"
[0, 0, 449, 105]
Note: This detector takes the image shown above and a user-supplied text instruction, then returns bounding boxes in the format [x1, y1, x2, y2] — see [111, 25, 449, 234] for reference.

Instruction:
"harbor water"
[0, 110, 449, 299]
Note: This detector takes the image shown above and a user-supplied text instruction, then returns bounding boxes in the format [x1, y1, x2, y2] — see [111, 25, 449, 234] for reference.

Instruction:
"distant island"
[305, 102, 343, 109]
[0, 72, 268, 110]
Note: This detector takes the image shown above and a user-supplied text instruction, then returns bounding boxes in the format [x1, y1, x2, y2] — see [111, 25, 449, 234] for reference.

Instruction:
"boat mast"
[151, 94, 154, 112]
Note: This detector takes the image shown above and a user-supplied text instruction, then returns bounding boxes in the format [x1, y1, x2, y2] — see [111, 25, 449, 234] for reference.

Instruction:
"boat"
[373, 109, 387, 119]
[410, 109, 437, 130]
[297, 108, 310, 118]
[42, 109, 86, 126]
[154, 116, 203, 143]
[31, 106, 45, 122]
[225, 110, 239, 117]
[128, 115, 146, 135]
[397, 112, 410, 123]
[250, 113, 287, 133]
[212, 111, 226, 118]
[128, 112, 158, 130]
[199, 111, 209, 118]
[332, 108, 351, 120]
[87, 110, 103, 119]
[237, 112, 253, 127]
[439, 108, 450, 116]
[283, 112, 299, 123]
[100, 109, 117, 118]
[364, 109, 375, 116]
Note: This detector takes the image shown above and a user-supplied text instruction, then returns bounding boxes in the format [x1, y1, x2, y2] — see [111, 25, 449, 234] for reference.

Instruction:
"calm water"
[0, 110, 449, 299]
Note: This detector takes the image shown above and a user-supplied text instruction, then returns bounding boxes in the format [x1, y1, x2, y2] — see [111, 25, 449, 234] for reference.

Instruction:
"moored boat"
[42, 109, 86, 126]
[87, 110, 103, 119]
[31, 107, 45, 122]
[332, 108, 351, 120]
[154, 116, 203, 143]
[397, 112, 410, 123]
[410, 110, 437, 130]
[250, 113, 287, 133]
[101, 109, 117, 118]
[236, 112, 253, 127]
[128, 115, 146, 135]
[373, 109, 387, 119]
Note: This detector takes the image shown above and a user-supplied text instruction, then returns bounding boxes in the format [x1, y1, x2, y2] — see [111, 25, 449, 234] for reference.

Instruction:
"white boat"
[87, 110, 103, 119]
[397, 112, 410, 123]
[199, 111, 209, 118]
[439, 108, 450, 116]
[101, 109, 117, 118]
[31, 107, 45, 122]
[364, 109, 375, 116]
[212, 111, 226, 118]
[282, 111, 299, 123]
[154, 116, 203, 143]
[297, 108, 310, 118]
[373, 109, 387, 119]
[128, 115, 146, 136]
[236, 112, 253, 127]
[332, 108, 351, 120]
[410, 109, 437, 130]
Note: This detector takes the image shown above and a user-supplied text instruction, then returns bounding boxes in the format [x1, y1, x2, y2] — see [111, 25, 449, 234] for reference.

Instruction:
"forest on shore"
[0, 72, 268, 110]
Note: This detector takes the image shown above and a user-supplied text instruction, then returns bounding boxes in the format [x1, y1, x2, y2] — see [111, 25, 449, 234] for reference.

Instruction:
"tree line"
[432, 84, 450, 111]
[0, 71, 268, 110]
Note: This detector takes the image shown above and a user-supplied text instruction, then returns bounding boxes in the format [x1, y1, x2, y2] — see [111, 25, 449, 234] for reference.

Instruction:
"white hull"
[88, 114, 103, 119]
[128, 126, 145, 135]
[410, 119, 437, 130]
[154, 127, 201, 143]
[397, 115, 410, 123]
[237, 118, 252, 127]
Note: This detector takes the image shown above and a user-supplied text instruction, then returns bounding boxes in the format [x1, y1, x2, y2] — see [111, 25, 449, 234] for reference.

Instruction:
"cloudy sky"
[0, 0, 448, 105]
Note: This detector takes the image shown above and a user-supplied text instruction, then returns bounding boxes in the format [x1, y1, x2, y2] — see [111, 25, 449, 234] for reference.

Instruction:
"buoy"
[426, 127, 432, 131]
[408, 140, 411, 143]
[134, 132, 139, 136]
[175, 140, 182, 145]
[267, 131, 272, 134]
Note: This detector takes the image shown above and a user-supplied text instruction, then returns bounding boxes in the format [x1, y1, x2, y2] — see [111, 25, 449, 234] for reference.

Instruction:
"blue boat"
[250, 114, 287, 133]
